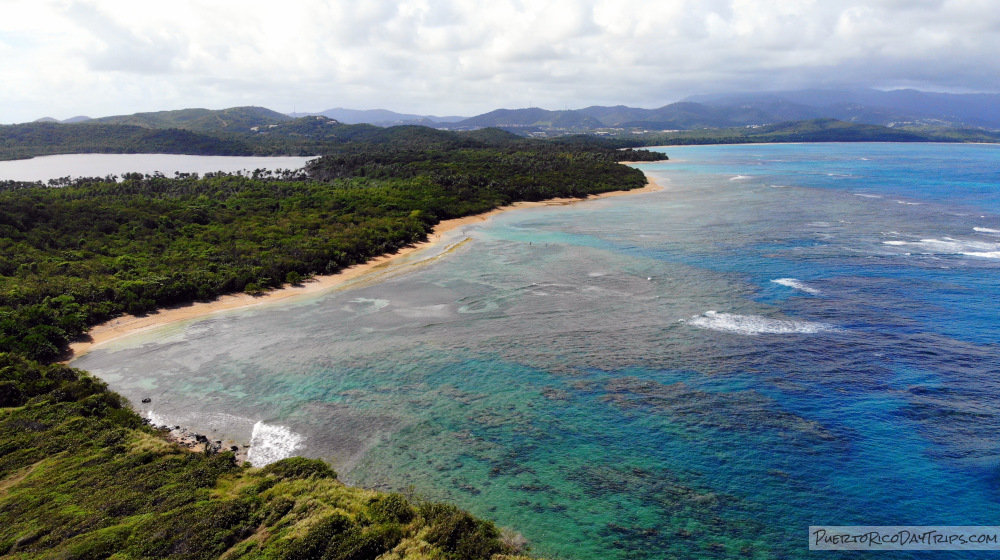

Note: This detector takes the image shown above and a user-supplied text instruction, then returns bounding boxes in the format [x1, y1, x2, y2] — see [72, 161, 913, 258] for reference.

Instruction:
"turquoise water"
[74, 143, 1000, 558]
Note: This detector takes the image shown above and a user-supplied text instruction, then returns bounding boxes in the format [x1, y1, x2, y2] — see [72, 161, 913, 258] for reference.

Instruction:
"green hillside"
[0, 354, 528, 560]
[0, 116, 669, 163]
[0, 122, 258, 161]
[92, 107, 292, 134]
[0, 118, 526, 162]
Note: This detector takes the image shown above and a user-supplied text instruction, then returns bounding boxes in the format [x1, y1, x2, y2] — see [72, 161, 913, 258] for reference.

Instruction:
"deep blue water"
[74, 143, 1000, 558]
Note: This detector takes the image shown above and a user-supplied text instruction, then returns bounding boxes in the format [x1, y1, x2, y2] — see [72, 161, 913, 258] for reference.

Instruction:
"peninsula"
[0, 132, 664, 558]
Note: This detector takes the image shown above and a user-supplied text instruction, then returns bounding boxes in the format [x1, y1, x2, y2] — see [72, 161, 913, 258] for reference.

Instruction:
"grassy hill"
[0, 354, 528, 559]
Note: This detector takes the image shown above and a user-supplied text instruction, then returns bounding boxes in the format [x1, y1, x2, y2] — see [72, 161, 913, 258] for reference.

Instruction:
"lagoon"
[0, 153, 316, 182]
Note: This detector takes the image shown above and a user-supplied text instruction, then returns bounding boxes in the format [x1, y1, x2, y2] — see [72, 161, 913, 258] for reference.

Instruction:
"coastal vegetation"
[0, 140, 656, 361]
[0, 136, 661, 558]
[0, 354, 522, 559]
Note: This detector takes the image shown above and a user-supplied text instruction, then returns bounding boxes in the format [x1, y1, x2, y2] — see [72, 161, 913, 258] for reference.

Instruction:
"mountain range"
[685, 88, 1000, 129]
[288, 108, 465, 126]
[440, 89, 1000, 132]
[32, 88, 1000, 135]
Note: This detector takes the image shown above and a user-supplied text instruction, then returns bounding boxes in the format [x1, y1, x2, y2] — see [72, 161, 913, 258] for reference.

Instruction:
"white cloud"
[0, 0, 998, 123]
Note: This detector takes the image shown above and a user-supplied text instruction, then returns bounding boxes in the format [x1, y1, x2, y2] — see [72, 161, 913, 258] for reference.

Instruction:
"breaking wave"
[145, 410, 171, 428]
[881, 237, 1000, 258]
[682, 311, 836, 335]
[247, 421, 305, 467]
[771, 278, 821, 294]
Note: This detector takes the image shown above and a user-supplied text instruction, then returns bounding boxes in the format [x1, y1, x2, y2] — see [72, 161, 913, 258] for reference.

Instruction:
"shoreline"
[66, 173, 663, 361]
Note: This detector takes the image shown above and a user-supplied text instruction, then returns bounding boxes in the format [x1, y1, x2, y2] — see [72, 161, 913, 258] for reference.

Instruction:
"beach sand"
[66, 174, 663, 361]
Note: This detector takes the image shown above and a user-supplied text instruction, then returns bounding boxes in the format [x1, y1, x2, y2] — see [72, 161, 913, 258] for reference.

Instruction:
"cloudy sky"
[1, 0, 998, 123]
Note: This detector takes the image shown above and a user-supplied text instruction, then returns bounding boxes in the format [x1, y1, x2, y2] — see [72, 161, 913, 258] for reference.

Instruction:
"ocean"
[73, 142, 1000, 558]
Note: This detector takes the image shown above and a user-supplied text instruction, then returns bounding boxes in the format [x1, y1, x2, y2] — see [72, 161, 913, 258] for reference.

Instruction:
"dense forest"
[0, 137, 662, 558]
[0, 141, 658, 361]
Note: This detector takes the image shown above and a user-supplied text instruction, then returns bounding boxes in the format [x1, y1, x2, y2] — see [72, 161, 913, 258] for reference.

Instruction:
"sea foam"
[682, 311, 835, 335]
[974, 227, 1000, 234]
[882, 237, 1000, 258]
[247, 421, 305, 467]
[145, 410, 171, 428]
[771, 278, 820, 294]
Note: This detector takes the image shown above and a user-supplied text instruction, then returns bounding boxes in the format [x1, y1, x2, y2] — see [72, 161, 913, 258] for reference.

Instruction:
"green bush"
[367, 493, 415, 524]
[419, 502, 503, 559]
[281, 513, 353, 560]
[261, 457, 338, 480]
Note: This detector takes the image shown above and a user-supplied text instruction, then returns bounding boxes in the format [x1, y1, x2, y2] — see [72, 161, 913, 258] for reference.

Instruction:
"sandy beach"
[66, 173, 663, 361]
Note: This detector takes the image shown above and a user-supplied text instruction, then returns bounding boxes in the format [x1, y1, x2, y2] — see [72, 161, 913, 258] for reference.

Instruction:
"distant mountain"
[255, 116, 464, 147]
[441, 89, 1000, 134]
[575, 105, 651, 125]
[623, 102, 776, 129]
[575, 103, 776, 129]
[627, 118, 949, 146]
[0, 116, 516, 161]
[0, 121, 258, 161]
[290, 108, 466, 126]
[452, 108, 604, 130]
[9, 95, 1000, 162]
[448, 102, 775, 131]
[91, 106, 292, 133]
[685, 88, 1000, 129]
[34, 116, 90, 124]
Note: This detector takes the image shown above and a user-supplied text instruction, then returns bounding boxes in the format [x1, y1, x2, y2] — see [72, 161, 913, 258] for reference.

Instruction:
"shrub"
[261, 457, 337, 480]
[367, 493, 414, 524]
[419, 502, 502, 559]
